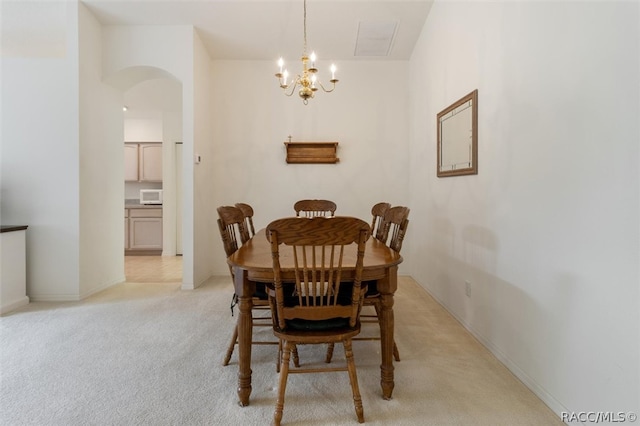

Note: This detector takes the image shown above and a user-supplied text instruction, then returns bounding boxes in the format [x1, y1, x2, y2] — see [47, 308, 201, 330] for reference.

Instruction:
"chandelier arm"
[316, 80, 338, 93]
[283, 78, 300, 97]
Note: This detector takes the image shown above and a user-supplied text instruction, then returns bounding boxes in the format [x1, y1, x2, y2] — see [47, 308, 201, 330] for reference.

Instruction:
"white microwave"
[140, 189, 163, 205]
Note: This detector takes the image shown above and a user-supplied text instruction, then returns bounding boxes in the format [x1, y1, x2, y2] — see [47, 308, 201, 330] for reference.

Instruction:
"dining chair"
[370, 202, 391, 241]
[217, 205, 276, 367]
[364, 206, 410, 359]
[327, 205, 410, 364]
[265, 216, 370, 426]
[217, 206, 250, 261]
[379, 205, 410, 253]
[293, 199, 337, 217]
[235, 202, 256, 237]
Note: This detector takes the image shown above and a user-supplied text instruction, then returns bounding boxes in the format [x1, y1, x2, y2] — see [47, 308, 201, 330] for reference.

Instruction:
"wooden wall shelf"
[284, 142, 339, 164]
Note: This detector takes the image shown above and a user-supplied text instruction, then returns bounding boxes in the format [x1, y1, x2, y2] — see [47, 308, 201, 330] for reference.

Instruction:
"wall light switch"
[194, 154, 201, 164]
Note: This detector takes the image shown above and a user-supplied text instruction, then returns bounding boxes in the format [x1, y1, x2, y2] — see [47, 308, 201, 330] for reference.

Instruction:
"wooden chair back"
[218, 204, 274, 367]
[293, 199, 337, 218]
[235, 202, 256, 237]
[217, 206, 250, 259]
[380, 206, 410, 253]
[266, 216, 370, 330]
[370, 202, 391, 241]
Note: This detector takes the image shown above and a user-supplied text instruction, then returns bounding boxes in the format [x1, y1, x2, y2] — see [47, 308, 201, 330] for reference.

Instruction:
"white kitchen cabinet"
[138, 144, 163, 182]
[125, 143, 162, 182]
[125, 207, 162, 254]
[124, 144, 139, 182]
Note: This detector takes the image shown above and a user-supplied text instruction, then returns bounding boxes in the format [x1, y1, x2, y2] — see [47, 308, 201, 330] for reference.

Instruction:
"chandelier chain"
[303, 0, 307, 55]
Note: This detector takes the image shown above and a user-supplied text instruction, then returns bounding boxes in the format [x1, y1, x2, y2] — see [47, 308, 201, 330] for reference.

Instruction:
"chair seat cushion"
[286, 317, 350, 331]
[335, 281, 375, 298]
[363, 280, 379, 297]
[254, 282, 269, 300]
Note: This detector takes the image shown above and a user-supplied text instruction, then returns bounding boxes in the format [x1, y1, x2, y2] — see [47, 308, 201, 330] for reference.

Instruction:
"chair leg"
[276, 340, 299, 372]
[276, 343, 306, 368]
[329, 304, 400, 366]
[326, 334, 400, 363]
[325, 343, 335, 363]
[222, 325, 239, 366]
[343, 339, 364, 423]
[226, 311, 285, 371]
[274, 340, 292, 426]
[277, 339, 282, 373]
[292, 344, 300, 368]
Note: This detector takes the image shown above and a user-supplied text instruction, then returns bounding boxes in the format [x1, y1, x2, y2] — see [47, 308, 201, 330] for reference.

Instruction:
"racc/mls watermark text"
[562, 412, 638, 423]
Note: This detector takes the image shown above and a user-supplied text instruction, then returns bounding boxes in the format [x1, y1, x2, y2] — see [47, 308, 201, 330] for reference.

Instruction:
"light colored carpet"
[0, 275, 562, 425]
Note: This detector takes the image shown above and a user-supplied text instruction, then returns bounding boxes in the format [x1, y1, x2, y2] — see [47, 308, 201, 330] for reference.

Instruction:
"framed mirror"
[437, 89, 478, 177]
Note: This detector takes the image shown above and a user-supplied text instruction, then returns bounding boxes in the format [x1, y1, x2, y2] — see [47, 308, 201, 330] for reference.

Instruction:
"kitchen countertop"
[1, 225, 28, 233]
[125, 200, 162, 208]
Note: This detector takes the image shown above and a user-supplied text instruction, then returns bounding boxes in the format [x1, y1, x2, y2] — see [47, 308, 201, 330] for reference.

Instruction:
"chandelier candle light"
[275, 0, 338, 104]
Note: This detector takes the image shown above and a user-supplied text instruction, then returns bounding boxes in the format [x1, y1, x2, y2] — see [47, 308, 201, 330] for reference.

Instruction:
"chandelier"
[274, 0, 338, 105]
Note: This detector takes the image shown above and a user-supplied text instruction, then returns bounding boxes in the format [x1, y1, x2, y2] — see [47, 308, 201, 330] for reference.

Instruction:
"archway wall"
[78, 3, 127, 299]
[1, 1, 83, 301]
[102, 25, 214, 289]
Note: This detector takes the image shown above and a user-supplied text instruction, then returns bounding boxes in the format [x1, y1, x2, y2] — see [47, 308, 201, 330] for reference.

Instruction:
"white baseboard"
[423, 287, 568, 423]
[79, 276, 126, 300]
[0, 296, 30, 315]
[29, 276, 126, 302]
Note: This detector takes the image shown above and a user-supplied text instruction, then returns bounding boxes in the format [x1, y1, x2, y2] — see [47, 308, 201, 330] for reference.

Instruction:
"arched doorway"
[106, 66, 184, 283]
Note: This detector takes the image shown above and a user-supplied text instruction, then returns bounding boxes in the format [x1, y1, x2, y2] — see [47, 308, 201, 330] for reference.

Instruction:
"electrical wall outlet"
[465, 280, 471, 297]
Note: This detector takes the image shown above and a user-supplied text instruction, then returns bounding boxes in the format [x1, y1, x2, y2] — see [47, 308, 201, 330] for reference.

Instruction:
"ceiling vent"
[354, 21, 398, 57]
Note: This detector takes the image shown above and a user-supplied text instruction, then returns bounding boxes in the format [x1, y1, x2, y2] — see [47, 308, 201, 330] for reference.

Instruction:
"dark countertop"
[125, 200, 162, 208]
[1, 225, 28, 233]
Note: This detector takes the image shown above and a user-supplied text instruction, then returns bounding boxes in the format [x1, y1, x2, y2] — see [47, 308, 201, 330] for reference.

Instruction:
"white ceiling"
[1, 1, 433, 61]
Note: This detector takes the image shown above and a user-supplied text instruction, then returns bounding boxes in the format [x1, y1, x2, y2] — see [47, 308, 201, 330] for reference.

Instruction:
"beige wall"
[208, 60, 410, 274]
[79, 2, 126, 299]
[408, 0, 639, 417]
[2, 1, 638, 418]
[1, 1, 81, 300]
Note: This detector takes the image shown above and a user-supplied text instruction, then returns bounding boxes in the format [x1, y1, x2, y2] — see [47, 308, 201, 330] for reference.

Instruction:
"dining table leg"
[377, 265, 398, 400]
[233, 267, 255, 407]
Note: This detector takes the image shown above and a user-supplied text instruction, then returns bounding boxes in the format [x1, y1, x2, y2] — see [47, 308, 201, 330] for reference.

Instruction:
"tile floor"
[124, 255, 183, 283]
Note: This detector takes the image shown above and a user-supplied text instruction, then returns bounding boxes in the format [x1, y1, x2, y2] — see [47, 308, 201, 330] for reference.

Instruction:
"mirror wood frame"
[437, 89, 478, 177]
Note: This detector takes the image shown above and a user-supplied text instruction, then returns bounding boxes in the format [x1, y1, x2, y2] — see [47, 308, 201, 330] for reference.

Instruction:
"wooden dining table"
[227, 227, 403, 406]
